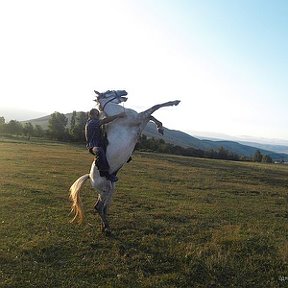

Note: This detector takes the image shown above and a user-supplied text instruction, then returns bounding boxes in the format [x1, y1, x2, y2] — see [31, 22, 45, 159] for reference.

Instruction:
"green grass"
[0, 140, 288, 287]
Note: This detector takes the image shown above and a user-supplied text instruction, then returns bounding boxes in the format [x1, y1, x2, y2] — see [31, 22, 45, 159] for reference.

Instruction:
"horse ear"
[94, 90, 101, 96]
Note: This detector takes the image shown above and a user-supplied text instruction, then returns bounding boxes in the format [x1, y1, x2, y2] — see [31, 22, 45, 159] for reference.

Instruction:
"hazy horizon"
[1, 106, 288, 146]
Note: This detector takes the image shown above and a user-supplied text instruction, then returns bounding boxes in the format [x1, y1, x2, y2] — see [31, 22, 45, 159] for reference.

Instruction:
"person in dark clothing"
[85, 108, 125, 182]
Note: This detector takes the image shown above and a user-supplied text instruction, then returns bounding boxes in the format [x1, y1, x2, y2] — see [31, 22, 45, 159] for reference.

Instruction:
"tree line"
[0, 112, 273, 163]
[0, 111, 87, 142]
[46, 111, 87, 141]
[136, 135, 273, 163]
[0, 116, 45, 138]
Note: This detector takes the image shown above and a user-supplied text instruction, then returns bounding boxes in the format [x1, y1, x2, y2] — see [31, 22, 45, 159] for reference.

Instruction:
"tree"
[6, 120, 23, 135]
[0, 116, 5, 134]
[23, 122, 34, 139]
[70, 111, 77, 136]
[262, 154, 273, 163]
[34, 125, 45, 137]
[218, 146, 229, 159]
[48, 112, 68, 140]
[0, 116, 5, 125]
[253, 150, 263, 162]
[71, 112, 87, 142]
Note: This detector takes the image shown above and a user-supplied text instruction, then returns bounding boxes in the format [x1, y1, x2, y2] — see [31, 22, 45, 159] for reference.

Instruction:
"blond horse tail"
[69, 174, 90, 223]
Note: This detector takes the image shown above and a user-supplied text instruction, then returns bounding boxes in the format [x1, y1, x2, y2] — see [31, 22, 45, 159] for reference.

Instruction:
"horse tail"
[69, 174, 90, 223]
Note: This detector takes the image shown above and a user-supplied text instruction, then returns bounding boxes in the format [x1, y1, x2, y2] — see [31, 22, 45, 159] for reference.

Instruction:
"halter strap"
[100, 96, 118, 111]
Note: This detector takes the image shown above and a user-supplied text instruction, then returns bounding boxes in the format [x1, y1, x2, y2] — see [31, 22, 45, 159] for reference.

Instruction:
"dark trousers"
[89, 147, 109, 171]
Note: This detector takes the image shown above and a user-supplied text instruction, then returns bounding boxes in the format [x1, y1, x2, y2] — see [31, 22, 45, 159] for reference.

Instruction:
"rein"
[100, 96, 119, 111]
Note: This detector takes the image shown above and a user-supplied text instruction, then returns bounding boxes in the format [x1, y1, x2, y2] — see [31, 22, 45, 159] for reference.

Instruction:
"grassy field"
[0, 139, 287, 287]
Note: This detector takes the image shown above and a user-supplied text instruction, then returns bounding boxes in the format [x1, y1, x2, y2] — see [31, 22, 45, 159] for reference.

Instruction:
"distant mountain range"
[144, 123, 288, 161]
[25, 112, 288, 161]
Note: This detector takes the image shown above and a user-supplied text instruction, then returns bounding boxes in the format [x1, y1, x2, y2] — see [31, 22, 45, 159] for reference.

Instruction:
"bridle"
[94, 90, 121, 111]
[101, 95, 119, 111]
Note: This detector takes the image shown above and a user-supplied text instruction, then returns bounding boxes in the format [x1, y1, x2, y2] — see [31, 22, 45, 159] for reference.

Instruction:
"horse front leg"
[149, 115, 164, 135]
[140, 100, 180, 122]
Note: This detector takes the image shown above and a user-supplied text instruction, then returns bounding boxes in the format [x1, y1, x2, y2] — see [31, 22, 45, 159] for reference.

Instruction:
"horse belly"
[105, 127, 138, 172]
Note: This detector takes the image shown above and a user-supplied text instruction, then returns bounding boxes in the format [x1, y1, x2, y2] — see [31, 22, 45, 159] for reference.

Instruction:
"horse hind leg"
[94, 187, 114, 235]
[94, 196, 111, 234]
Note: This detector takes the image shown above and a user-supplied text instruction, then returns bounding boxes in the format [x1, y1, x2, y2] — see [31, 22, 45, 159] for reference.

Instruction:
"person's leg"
[93, 147, 109, 171]
[93, 147, 118, 182]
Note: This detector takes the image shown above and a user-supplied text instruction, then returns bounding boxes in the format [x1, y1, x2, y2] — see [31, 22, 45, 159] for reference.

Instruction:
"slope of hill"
[26, 112, 288, 161]
[239, 141, 288, 155]
[151, 125, 288, 161]
[25, 115, 51, 129]
[25, 112, 76, 129]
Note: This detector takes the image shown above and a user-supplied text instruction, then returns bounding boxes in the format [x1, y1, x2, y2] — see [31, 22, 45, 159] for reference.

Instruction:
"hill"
[26, 112, 288, 161]
[25, 114, 51, 129]
[138, 122, 288, 161]
[239, 141, 288, 155]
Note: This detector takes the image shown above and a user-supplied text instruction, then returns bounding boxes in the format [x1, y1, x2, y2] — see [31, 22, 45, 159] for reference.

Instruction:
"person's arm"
[100, 112, 126, 125]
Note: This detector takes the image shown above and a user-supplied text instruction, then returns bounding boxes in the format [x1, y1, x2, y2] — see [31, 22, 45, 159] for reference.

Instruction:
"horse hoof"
[174, 100, 181, 106]
[103, 228, 112, 236]
[101, 225, 112, 236]
[158, 128, 164, 135]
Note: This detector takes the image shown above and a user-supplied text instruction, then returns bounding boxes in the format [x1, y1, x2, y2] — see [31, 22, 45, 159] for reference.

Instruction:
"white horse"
[69, 90, 180, 233]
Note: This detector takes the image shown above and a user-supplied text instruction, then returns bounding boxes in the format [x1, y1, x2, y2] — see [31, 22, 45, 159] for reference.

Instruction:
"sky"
[0, 0, 288, 144]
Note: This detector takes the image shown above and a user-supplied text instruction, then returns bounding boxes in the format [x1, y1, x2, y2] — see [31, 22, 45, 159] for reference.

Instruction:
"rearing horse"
[69, 90, 180, 233]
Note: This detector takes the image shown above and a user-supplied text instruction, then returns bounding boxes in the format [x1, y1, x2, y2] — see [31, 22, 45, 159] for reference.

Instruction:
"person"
[85, 108, 125, 182]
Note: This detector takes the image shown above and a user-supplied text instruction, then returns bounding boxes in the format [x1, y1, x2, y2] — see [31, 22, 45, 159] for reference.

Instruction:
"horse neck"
[100, 102, 124, 116]
[103, 103, 139, 172]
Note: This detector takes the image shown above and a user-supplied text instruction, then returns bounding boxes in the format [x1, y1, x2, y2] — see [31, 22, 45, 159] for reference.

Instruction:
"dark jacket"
[85, 118, 104, 148]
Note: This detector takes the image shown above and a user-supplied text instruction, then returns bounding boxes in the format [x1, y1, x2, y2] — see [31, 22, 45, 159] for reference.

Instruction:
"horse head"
[94, 90, 128, 110]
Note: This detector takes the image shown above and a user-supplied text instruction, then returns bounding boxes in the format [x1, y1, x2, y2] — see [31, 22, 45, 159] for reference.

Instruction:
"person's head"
[89, 108, 100, 119]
